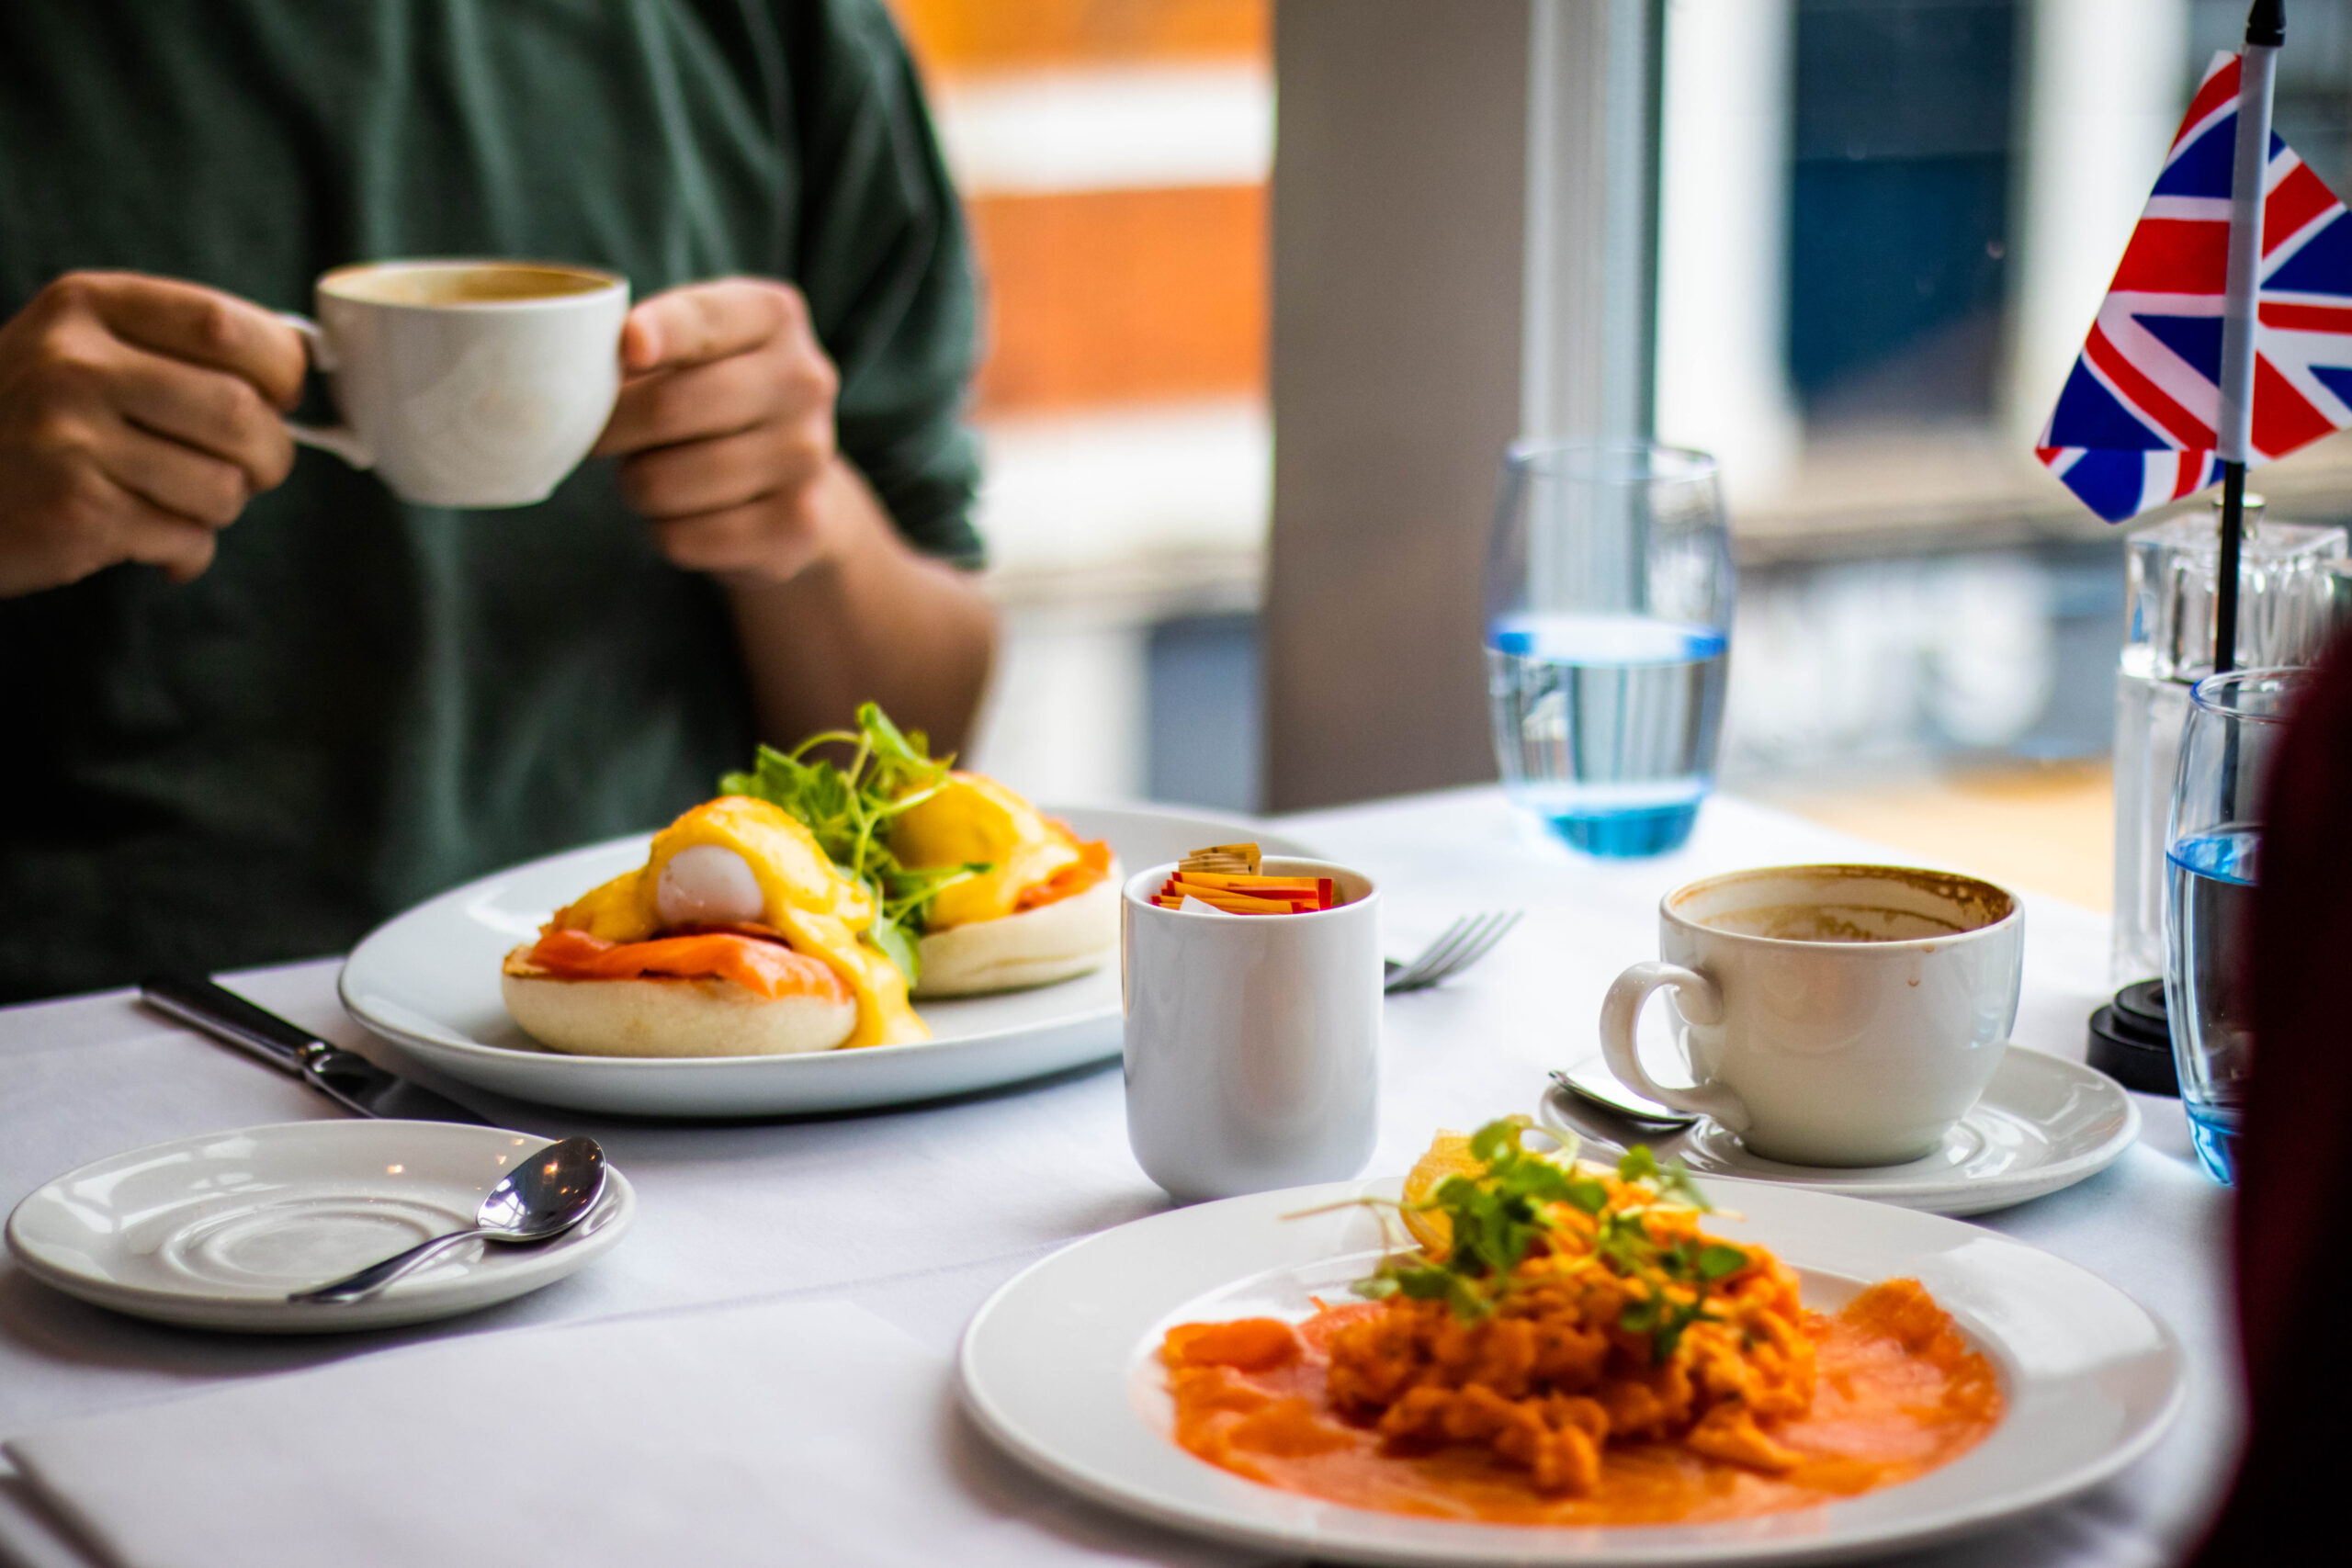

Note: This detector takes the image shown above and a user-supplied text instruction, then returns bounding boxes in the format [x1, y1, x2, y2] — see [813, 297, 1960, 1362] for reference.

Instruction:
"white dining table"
[0, 787, 2235, 1568]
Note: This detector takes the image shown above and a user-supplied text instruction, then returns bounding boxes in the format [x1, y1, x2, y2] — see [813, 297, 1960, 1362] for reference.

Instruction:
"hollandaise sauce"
[888, 773, 1112, 927]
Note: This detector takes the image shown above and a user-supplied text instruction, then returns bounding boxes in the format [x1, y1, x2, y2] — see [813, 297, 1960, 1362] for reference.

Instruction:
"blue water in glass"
[2164, 827, 2258, 1186]
[1486, 613, 1729, 858]
[2186, 1102, 2242, 1186]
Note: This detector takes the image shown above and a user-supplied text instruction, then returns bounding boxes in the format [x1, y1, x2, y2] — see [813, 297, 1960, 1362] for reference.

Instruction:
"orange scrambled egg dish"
[1161, 1122, 2001, 1524]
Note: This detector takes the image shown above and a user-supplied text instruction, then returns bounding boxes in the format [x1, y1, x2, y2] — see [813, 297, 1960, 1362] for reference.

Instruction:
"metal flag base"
[2087, 983, 2180, 1096]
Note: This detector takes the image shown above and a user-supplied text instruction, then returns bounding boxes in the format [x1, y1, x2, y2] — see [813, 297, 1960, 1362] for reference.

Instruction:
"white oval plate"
[339, 806, 1317, 1118]
[961, 1175, 2184, 1567]
[1543, 1049, 2140, 1216]
[6, 1121, 636, 1334]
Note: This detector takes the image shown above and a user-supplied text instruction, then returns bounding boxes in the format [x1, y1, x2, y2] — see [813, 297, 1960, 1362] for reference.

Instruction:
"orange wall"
[968, 186, 1265, 412]
[886, 0, 1269, 417]
[890, 0, 1265, 72]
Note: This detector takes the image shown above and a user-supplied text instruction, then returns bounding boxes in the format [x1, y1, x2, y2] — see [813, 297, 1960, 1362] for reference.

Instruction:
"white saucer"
[5, 1121, 636, 1333]
[1541, 1047, 2139, 1216]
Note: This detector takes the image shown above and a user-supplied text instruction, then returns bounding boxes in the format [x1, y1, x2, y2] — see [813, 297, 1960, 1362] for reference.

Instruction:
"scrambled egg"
[551, 797, 926, 1048]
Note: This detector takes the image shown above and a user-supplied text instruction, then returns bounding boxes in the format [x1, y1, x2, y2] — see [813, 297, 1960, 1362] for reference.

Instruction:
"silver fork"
[1383, 911, 1522, 994]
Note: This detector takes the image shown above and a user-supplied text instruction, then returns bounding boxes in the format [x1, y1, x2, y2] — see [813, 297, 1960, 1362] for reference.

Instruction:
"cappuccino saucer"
[1539, 1046, 2139, 1216]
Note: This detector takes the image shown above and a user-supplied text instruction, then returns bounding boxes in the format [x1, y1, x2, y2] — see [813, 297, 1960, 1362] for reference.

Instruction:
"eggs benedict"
[887, 773, 1120, 998]
[716, 703, 1120, 1000]
[501, 796, 928, 1057]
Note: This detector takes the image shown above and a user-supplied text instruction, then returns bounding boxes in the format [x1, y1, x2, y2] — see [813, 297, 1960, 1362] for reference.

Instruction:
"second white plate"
[1541, 1047, 2140, 1216]
[961, 1174, 2184, 1567]
[340, 805, 1317, 1118]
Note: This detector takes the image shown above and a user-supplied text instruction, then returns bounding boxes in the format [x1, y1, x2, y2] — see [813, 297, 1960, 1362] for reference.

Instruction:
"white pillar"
[1521, 0, 1656, 445]
[967, 611, 1149, 804]
[2005, 0, 2190, 449]
[1652, 0, 1801, 508]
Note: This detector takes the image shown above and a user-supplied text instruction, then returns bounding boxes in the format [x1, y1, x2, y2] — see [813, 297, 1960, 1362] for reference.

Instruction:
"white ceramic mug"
[1599, 863, 2024, 1167]
[1122, 858, 1381, 1201]
[283, 259, 629, 508]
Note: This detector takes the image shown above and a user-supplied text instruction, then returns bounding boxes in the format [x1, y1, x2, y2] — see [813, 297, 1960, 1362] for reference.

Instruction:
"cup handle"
[277, 312, 373, 470]
[1598, 961, 1751, 1133]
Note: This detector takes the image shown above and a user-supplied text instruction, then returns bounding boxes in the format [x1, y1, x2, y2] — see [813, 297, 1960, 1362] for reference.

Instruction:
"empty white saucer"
[1540, 1047, 2140, 1216]
[6, 1121, 635, 1333]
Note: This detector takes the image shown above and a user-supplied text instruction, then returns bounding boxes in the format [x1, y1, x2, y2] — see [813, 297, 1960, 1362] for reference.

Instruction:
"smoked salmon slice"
[524, 927, 850, 1002]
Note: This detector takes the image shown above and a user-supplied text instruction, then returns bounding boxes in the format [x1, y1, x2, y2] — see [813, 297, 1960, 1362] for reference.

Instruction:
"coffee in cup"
[1598, 863, 2023, 1166]
[282, 259, 629, 508]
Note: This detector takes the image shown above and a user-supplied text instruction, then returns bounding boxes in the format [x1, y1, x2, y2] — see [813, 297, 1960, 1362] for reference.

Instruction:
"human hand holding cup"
[0, 271, 307, 595]
[1599, 864, 2024, 1167]
[0, 262, 837, 596]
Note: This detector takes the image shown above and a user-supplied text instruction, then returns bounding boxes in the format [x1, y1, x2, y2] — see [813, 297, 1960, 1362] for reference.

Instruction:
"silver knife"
[141, 974, 492, 1125]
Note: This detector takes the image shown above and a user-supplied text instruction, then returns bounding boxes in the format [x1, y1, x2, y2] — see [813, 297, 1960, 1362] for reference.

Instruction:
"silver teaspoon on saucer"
[1550, 1060, 1701, 1132]
[290, 1136, 606, 1304]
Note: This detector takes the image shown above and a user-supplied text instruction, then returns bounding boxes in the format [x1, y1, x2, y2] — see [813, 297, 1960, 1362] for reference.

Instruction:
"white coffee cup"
[1599, 863, 2023, 1167]
[1122, 858, 1381, 1201]
[282, 259, 629, 509]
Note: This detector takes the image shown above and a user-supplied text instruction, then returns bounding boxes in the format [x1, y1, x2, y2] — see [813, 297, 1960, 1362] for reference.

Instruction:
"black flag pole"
[2217, 0, 2287, 674]
[2218, 463, 2246, 673]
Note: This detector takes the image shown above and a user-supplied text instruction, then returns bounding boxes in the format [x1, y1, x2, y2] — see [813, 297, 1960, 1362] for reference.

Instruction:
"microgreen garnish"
[1594, 1210, 1750, 1360]
[718, 702, 990, 983]
[1615, 1145, 1713, 1212]
[1330, 1118, 1749, 1361]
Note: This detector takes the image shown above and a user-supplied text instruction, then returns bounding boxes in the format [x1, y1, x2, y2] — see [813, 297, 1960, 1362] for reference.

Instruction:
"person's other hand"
[594, 278, 849, 583]
[0, 272, 306, 598]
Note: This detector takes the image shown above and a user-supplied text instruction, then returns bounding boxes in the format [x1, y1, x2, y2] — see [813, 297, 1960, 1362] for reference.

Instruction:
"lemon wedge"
[1399, 1130, 1484, 1257]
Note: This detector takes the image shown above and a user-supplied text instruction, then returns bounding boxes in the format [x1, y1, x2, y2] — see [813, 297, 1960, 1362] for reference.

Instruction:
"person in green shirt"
[0, 1, 996, 1002]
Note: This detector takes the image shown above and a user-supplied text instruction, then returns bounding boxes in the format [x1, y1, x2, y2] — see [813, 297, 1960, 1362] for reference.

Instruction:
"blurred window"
[1677, 0, 2352, 873]
[878, 2, 2352, 814]
[1788, 0, 2016, 423]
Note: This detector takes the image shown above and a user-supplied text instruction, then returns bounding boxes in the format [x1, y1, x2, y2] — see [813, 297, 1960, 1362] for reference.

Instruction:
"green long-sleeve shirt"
[0, 0, 982, 1001]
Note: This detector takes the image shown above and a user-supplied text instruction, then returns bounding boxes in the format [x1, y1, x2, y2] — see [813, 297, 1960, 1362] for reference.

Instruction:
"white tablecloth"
[0, 789, 2236, 1567]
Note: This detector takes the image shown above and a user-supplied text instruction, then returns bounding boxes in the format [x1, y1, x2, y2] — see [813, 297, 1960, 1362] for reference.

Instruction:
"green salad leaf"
[1338, 1118, 1747, 1360]
[718, 702, 991, 984]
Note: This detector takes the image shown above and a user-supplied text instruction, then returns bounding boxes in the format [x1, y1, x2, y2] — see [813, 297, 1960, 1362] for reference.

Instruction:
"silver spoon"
[1550, 1060, 1701, 1131]
[1539, 1083, 1663, 1151]
[290, 1136, 606, 1304]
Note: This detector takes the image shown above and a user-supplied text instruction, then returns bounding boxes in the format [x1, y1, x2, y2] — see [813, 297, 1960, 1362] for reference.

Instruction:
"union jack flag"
[2039, 51, 2352, 522]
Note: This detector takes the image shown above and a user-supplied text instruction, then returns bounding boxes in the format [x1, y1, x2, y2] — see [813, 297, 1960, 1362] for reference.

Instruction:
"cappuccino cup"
[1599, 863, 2023, 1167]
[282, 259, 629, 508]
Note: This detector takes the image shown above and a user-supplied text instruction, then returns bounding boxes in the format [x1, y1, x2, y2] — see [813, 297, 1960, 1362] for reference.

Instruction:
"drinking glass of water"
[1484, 440, 1733, 856]
[2165, 667, 2304, 1184]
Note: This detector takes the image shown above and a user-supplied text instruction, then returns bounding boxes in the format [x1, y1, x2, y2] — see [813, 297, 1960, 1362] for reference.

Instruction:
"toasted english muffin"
[502, 947, 858, 1057]
[911, 870, 1119, 998]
